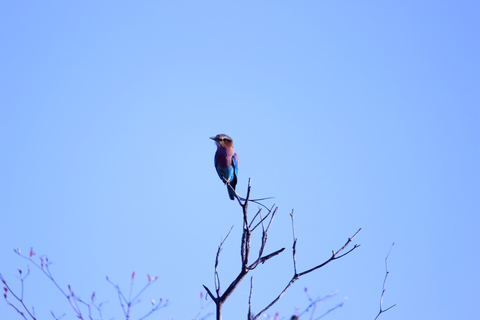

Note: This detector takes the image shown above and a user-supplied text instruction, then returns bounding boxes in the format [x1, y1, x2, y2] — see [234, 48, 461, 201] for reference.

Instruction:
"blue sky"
[1, 2, 479, 320]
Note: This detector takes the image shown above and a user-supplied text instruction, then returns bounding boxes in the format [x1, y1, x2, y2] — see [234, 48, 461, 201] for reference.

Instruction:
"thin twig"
[297, 289, 338, 319]
[314, 300, 345, 319]
[297, 228, 361, 277]
[215, 226, 235, 298]
[1, 270, 36, 320]
[290, 210, 298, 275]
[374, 243, 396, 320]
[251, 205, 275, 232]
[192, 292, 213, 320]
[249, 208, 262, 229]
[248, 277, 253, 320]
[248, 248, 285, 268]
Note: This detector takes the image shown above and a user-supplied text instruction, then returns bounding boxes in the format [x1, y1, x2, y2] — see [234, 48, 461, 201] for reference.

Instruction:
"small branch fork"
[203, 180, 361, 320]
[374, 243, 396, 320]
[106, 272, 169, 320]
[1, 249, 167, 320]
[296, 288, 344, 319]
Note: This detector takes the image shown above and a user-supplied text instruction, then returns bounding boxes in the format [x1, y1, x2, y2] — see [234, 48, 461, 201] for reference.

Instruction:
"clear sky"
[1, 2, 479, 320]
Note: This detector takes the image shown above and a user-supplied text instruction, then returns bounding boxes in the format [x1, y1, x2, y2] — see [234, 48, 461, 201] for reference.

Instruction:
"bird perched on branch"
[210, 134, 239, 200]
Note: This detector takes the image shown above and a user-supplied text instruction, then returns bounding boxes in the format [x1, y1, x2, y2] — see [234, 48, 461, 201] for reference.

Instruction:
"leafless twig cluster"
[0, 248, 167, 320]
[106, 272, 168, 320]
[263, 288, 346, 320]
[203, 179, 361, 320]
[192, 291, 214, 320]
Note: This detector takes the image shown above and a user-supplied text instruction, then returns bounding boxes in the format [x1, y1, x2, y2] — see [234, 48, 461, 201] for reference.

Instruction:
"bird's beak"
[209, 136, 216, 140]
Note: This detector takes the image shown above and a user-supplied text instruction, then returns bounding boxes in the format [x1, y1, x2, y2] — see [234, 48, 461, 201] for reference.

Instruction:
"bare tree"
[203, 179, 361, 320]
[2, 181, 392, 320]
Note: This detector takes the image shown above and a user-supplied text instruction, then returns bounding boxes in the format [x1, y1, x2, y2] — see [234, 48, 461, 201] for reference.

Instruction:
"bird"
[210, 134, 239, 200]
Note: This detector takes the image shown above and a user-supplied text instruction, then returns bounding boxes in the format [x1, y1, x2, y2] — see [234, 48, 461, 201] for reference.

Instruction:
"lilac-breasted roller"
[210, 134, 239, 200]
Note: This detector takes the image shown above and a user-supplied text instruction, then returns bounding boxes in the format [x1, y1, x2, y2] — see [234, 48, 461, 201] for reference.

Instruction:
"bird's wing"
[232, 153, 239, 178]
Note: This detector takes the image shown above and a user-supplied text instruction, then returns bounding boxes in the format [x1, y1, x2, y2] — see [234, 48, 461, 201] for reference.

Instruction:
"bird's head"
[210, 134, 234, 148]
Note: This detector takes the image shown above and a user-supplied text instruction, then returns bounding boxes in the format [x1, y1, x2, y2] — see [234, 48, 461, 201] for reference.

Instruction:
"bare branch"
[250, 206, 275, 232]
[248, 208, 262, 229]
[297, 228, 361, 277]
[106, 274, 168, 320]
[1, 270, 36, 320]
[248, 248, 285, 268]
[248, 277, 253, 320]
[249, 207, 279, 270]
[203, 285, 216, 302]
[314, 299, 345, 319]
[251, 228, 361, 320]
[215, 226, 234, 297]
[192, 291, 214, 320]
[252, 276, 297, 320]
[290, 210, 298, 275]
[374, 243, 396, 320]
[296, 288, 338, 319]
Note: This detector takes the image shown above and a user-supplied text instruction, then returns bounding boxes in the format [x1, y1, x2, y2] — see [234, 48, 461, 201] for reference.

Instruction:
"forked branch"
[250, 212, 361, 320]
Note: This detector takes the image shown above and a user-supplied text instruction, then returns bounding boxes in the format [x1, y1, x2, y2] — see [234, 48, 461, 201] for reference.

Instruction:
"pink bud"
[147, 274, 151, 282]
[131, 271, 135, 279]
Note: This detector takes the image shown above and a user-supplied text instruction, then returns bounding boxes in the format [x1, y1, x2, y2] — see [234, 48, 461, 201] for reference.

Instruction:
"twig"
[215, 226, 235, 298]
[296, 289, 338, 319]
[374, 243, 396, 320]
[192, 291, 214, 320]
[297, 228, 361, 277]
[106, 274, 167, 320]
[314, 300, 345, 319]
[248, 277, 253, 320]
[249, 208, 262, 229]
[290, 210, 297, 275]
[1, 271, 34, 319]
[251, 205, 275, 232]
